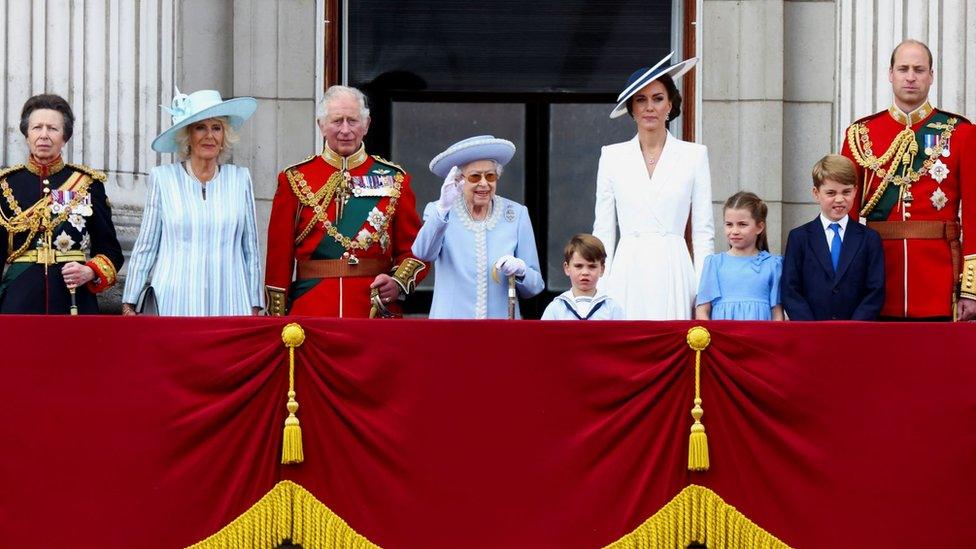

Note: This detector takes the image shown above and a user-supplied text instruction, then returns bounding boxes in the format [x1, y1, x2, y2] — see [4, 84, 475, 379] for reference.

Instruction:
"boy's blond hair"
[812, 154, 857, 188]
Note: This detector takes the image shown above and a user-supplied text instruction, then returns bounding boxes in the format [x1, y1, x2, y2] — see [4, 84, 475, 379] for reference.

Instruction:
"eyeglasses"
[464, 172, 498, 183]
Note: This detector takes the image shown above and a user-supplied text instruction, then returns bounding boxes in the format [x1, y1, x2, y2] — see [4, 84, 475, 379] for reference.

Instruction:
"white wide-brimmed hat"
[151, 88, 258, 153]
[429, 135, 516, 178]
[609, 52, 699, 119]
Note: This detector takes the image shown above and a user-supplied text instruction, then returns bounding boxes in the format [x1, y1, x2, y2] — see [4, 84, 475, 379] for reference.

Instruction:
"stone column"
[837, 0, 976, 138]
[232, 0, 321, 260]
[783, 0, 838, 240]
[701, 0, 785, 251]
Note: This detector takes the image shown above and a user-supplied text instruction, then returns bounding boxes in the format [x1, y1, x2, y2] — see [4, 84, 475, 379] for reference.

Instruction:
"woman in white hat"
[593, 53, 714, 320]
[121, 89, 263, 316]
[412, 136, 544, 318]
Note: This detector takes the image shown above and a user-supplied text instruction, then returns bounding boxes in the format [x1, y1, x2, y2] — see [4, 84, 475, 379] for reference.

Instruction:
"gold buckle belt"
[10, 249, 87, 265]
[296, 258, 392, 280]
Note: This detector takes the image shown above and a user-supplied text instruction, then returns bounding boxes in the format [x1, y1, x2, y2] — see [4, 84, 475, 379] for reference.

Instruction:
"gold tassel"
[686, 326, 711, 472]
[281, 323, 306, 465]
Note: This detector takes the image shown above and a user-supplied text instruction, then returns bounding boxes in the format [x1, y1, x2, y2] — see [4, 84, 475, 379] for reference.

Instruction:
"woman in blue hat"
[593, 53, 714, 320]
[121, 89, 264, 316]
[412, 136, 544, 318]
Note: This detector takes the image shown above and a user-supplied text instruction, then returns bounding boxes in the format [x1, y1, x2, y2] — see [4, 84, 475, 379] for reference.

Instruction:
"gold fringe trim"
[188, 481, 380, 549]
[603, 484, 790, 549]
[281, 323, 306, 465]
[686, 327, 711, 471]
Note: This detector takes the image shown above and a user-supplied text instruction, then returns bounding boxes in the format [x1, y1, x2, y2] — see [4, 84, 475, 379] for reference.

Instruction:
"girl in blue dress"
[695, 192, 784, 320]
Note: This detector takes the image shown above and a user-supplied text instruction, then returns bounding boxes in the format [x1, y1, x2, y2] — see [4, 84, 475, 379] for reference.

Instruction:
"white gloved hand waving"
[494, 255, 527, 278]
[436, 166, 463, 216]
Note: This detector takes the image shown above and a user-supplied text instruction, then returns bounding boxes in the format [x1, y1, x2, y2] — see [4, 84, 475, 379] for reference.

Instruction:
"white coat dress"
[592, 132, 714, 320]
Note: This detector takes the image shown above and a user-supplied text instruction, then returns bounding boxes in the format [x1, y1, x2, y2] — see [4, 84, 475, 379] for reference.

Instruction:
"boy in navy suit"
[782, 154, 885, 320]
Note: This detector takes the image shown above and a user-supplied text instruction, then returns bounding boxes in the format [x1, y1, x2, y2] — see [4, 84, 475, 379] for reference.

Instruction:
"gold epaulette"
[371, 155, 407, 175]
[936, 109, 970, 125]
[68, 163, 107, 182]
[282, 154, 316, 175]
[851, 110, 884, 126]
[0, 164, 26, 180]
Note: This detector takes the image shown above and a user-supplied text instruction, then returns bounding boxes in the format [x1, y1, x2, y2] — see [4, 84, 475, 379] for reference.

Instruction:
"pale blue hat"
[429, 135, 516, 178]
[609, 52, 699, 119]
[151, 88, 258, 153]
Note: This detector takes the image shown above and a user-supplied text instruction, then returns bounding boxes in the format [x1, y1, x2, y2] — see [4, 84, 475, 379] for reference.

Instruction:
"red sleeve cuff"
[85, 254, 118, 293]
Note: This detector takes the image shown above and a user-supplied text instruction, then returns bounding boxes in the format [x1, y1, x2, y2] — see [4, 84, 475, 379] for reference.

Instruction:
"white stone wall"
[0, 0, 178, 213]
[231, 0, 321, 258]
[701, 0, 788, 252]
[837, 0, 976, 139]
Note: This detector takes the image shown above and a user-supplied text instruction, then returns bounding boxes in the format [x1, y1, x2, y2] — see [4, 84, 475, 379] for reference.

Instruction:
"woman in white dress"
[593, 53, 714, 320]
[121, 89, 263, 316]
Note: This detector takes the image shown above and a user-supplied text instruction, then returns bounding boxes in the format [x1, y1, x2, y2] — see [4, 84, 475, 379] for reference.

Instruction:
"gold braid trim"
[603, 485, 790, 549]
[66, 163, 107, 182]
[288, 167, 345, 246]
[848, 118, 958, 217]
[0, 172, 92, 261]
[961, 254, 976, 301]
[392, 257, 427, 294]
[0, 164, 25, 181]
[187, 480, 380, 549]
[289, 167, 403, 252]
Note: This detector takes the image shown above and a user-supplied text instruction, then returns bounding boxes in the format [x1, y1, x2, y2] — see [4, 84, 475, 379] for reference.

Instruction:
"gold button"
[904, 212, 912, 219]
[43, 188, 50, 194]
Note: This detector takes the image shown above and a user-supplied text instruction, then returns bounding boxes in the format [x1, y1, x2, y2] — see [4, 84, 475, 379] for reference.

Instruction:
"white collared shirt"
[819, 213, 849, 252]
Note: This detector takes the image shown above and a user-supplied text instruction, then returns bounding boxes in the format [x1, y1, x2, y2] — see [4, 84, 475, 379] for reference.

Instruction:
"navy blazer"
[781, 217, 885, 320]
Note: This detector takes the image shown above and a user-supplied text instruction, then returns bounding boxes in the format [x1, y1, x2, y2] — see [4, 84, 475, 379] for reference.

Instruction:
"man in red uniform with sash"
[841, 39, 975, 320]
[264, 85, 427, 317]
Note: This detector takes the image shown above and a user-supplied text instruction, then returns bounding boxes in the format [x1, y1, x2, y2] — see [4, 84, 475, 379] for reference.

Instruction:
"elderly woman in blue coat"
[412, 136, 544, 318]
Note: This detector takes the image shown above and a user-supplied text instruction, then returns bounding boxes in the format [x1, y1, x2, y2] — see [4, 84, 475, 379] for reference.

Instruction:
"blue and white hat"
[151, 88, 258, 153]
[609, 52, 699, 119]
[429, 135, 517, 178]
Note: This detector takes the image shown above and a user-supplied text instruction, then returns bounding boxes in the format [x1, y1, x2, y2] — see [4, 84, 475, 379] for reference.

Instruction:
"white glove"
[494, 255, 526, 278]
[436, 166, 462, 216]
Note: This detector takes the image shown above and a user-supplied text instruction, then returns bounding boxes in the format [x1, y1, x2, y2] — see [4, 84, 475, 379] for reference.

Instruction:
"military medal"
[929, 159, 949, 184]
[931, 187, 948, 211]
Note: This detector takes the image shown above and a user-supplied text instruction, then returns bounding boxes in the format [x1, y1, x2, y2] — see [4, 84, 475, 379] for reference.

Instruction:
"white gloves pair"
[436, 166, 463, 216]
[494, 255, 526, 278]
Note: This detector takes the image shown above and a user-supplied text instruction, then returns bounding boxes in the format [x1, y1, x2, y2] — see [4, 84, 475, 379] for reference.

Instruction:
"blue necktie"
[829, 223, 842, 271]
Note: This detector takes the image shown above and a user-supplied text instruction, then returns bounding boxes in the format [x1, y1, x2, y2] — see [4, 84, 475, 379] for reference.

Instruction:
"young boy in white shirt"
[542, 234, 625, 320]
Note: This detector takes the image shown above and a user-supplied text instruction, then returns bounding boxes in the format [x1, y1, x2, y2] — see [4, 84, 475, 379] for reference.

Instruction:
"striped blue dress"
[122, 163, 264, 315]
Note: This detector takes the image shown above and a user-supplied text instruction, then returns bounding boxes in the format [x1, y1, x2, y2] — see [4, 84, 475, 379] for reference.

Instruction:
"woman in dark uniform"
[0, 94, 123, 314]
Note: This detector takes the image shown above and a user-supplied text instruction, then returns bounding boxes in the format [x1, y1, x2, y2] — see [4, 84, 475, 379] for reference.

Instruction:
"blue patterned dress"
[122, 163, 264, 315]
[696, 251, 782, 320]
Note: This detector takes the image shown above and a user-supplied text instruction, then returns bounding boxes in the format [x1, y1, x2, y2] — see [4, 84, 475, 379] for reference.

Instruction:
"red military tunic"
[264, 145, 427, 317]
[842, 102, 974, 318]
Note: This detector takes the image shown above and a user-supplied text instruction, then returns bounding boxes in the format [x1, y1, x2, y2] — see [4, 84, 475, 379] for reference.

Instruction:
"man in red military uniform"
[264, 85, 427, 317]
[841, 39, 975, 320]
